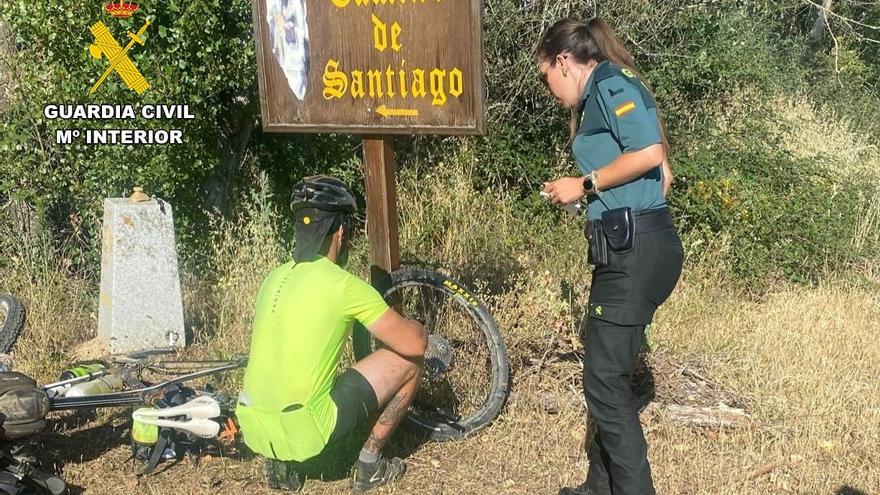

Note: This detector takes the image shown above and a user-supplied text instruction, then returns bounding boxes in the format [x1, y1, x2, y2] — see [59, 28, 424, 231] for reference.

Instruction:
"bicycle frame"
[48, 357, 247, 411]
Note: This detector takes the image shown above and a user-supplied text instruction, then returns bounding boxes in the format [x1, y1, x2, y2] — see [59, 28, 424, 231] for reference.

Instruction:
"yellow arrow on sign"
[377, 105, 418, 118]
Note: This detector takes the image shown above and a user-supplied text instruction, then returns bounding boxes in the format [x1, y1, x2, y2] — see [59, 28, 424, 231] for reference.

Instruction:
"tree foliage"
[0, 0, 258, 245]
[1, 0, 878, 283]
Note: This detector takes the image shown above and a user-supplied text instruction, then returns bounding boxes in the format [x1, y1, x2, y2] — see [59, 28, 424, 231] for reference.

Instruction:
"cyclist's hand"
[542, 177, 584, 205]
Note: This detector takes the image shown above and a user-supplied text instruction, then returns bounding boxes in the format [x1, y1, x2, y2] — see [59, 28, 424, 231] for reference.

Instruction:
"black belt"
[588, 207, 673, 235]
[633, 207, 674, 234]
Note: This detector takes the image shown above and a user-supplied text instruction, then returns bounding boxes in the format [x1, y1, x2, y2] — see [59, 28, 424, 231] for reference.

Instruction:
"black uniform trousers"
[582, 209, 683, 495]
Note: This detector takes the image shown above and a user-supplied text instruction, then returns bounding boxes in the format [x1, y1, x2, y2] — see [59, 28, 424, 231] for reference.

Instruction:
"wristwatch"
[583, 171, 599, 195]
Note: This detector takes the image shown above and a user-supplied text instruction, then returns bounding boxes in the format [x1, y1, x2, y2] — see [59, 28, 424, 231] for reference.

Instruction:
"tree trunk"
[203, 116, 254, 215]
[810, 0, 834, 42]
[201, 88, 257, 215]
[0, 19, 15, 113]
[0, 20, 44, 252]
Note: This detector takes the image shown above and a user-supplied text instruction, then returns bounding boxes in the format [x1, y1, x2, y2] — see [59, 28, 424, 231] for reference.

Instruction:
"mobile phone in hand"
[540, 191, 582, 216]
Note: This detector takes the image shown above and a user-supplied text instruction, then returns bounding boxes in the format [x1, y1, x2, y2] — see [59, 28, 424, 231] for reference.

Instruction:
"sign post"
[362, 136, 399, 279]
[251, 0, 485, 280]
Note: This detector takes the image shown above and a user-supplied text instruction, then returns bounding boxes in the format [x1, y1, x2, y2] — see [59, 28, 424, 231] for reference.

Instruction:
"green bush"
[0, 0, 257, 256]
[671, 142, 876, 283]
[1, 0, 878, 287]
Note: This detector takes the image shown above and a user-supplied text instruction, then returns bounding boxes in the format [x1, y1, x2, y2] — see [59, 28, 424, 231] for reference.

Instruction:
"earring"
[561, 67, 568, 77]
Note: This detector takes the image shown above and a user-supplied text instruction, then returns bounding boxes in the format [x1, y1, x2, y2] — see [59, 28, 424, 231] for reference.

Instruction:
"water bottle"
[47, 363, 108, 397]
[131, 409, 159, 461]
[64, 373, 124, 397]
[58, 363, 105, 382]
[131, 409, 176, 462]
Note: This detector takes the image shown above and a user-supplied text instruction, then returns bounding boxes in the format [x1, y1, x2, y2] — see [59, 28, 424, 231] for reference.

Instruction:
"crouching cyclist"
[236, 176, 427, 493]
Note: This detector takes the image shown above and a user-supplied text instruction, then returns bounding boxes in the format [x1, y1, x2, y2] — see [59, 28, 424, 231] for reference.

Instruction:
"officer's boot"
[558, 482, 593, 495]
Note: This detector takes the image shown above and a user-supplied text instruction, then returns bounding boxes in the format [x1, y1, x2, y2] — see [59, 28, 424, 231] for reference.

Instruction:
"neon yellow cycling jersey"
[236, 257, 389, 461]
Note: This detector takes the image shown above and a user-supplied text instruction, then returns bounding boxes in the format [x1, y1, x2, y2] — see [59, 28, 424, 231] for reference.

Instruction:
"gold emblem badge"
[88, 18, 151, 94]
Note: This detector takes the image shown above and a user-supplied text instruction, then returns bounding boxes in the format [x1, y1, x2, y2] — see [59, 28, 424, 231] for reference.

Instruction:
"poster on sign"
[265, 0, 310, 100]
[250, 0, 486, 135]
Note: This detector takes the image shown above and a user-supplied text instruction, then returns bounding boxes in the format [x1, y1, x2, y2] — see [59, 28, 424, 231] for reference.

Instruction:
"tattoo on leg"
[362, 392, 410, 455]
[378, 393, 409, 426]
[363, 431, 383, 455]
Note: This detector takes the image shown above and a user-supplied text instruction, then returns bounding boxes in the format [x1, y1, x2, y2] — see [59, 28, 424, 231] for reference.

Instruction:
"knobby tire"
[353, 268, 510, 442]
[0, 294, 25, 353]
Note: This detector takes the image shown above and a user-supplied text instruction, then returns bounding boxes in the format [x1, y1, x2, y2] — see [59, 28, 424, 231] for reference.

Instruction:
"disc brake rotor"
[424, 334, 454, 381]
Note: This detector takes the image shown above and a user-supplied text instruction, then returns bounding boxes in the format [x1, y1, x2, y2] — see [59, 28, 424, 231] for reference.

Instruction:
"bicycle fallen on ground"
[0, 350, 247, 494]
[0, 265, 512, 492]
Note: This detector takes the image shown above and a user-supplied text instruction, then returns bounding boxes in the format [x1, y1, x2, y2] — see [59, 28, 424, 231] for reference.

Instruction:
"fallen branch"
[647, 402, 751, 429]
[746, 462, 779, 480]
[680, 365, 712, 385]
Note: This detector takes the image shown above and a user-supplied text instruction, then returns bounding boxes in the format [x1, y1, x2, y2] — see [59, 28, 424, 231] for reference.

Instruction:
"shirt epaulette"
[592, 61, 621, 84]
[594, 63, 656, 111]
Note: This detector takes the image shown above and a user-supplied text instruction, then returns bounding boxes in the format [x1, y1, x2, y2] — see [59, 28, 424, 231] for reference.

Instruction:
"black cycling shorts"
[327, 368, 379, 446]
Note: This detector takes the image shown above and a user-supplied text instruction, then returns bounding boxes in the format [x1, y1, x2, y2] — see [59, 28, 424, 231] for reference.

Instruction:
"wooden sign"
[251, 0, 486, 135]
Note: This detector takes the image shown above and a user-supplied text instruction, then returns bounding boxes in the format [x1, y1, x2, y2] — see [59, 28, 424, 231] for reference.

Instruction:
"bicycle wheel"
[353, 268, 509, 441]
[0, 294, 25, 353]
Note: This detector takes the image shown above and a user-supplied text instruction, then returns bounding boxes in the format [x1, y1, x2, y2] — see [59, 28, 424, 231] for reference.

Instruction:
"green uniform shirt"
[236, 257, 389, 461]
[571, 61, 667, 221]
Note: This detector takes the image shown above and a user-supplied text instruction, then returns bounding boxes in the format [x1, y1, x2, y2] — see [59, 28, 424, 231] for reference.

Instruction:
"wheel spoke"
[387, 282, 491, 428]
[357, 270, 509, 441]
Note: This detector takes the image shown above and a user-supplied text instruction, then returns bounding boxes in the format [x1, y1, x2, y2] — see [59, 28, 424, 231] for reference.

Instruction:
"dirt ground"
[30, 350, 796, 495]
[13, 275, 880, 495]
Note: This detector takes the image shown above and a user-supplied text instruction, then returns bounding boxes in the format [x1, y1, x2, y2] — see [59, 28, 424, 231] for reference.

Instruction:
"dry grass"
[707, 89, 880, 173]
[36, 265, 880, 495]
[0, 227, 95, 383]
[5, 162, 880, 494]
[651, 279, 880, 494]
[767, 96, 880, 175]
[183, 175, 288, 360]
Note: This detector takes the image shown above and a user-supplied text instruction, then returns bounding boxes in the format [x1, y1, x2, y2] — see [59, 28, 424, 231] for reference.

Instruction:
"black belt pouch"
[586, 219, 608, 266]
[601, 207, 635, 253]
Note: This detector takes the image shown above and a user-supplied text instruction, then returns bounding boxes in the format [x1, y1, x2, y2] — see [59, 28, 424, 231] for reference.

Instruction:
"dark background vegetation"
[1, 0, 878, 284]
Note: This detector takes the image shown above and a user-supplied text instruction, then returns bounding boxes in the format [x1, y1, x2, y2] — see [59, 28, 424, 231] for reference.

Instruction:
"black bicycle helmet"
[291, 175, 358, 214]
[290, 176, 358, 264]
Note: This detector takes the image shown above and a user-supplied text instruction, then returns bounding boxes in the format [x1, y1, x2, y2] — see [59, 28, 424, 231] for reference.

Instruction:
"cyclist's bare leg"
[352, 347, 423, 456]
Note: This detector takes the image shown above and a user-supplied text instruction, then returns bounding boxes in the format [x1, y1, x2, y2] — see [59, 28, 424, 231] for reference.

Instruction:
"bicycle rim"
[365, 268, 509, 441]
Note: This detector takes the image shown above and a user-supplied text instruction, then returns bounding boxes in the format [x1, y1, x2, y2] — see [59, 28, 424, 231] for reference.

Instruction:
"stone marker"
[98, 189, 185, 353]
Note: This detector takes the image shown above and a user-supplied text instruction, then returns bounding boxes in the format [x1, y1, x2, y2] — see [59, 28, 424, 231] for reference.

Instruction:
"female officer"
[538, 17, 684, 495]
